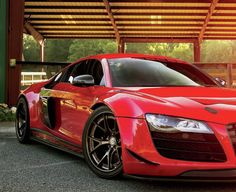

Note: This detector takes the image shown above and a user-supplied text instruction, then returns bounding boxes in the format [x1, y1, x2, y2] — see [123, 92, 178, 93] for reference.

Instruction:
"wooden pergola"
[3, 0, 236, 105]
[24, 0, 236, 62]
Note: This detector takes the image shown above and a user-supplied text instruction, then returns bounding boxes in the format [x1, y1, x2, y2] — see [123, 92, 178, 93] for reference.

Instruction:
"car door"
[40, 59, 105, 146]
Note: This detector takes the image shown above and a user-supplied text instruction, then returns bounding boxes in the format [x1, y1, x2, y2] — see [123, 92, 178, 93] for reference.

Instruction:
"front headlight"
[146, 114, 213, 134]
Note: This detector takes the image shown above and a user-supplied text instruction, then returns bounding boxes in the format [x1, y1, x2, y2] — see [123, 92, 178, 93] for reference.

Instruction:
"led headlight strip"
[146, 114, 213, 134]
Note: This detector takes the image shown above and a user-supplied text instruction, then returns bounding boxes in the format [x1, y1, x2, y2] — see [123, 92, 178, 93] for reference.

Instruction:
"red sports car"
[16, 54, 236, 180]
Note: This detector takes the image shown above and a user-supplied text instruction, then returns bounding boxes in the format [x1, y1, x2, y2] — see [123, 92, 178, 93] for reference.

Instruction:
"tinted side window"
[44, 65, 73, 89]
[70, 60, 89, 79]
[88, 59, 104, 85]
[60, 64, 77, 82]
[70, 59, 104, 85]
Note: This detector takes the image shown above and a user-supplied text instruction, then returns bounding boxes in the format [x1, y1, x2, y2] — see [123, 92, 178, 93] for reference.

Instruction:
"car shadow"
[28, 141, 236, 192]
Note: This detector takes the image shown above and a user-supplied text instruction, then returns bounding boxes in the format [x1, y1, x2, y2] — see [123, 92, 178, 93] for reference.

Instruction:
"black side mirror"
[72, 75, 95, 86]
[215, 77, 227, 87]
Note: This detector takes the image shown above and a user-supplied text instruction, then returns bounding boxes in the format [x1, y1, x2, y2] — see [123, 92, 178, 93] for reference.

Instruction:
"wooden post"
[193, 40, 201, 63]
[40, 40, 45, 62]
[7, 0, 24, 106]
[118, 39, 125, 53]
[227, 63, 233, 88]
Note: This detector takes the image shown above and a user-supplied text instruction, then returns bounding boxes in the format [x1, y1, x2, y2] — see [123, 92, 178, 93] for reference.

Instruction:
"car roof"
[85, 53, 189, 64]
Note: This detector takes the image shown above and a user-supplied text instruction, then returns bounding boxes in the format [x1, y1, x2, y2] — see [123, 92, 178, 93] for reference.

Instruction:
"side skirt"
[31, 128, 84, 159]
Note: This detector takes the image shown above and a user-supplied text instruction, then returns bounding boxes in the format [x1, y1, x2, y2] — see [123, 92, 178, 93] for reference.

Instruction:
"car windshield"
[108, 58, 218, 87]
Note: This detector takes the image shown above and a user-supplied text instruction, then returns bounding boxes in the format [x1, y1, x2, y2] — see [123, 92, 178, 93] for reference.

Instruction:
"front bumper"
[125, 169, 236, 182]
[117, 117, 236, 179]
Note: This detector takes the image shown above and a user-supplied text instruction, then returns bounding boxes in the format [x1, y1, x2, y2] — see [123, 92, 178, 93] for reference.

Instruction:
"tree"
[45, 39, 73, 62]
[126, 43, 193, 63]
[201, 40, 233, 63]
[126, 43, 149, 54]
[68, 39, 117, 62]
[23, 34, 40, 61]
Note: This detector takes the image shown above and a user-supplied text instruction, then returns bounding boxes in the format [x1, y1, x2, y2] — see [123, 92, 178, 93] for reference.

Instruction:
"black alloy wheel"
[83, 106, 122, 179]
[16, 97, 30, 143]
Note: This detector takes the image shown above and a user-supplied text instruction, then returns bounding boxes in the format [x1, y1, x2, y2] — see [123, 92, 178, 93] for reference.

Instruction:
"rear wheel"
[83, 106, 122, 179]
[15, 97, 30, 143]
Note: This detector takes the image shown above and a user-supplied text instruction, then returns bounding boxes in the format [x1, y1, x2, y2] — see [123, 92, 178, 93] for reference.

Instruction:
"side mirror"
[215, 77, 227, 87]
[72, 75, 95, 86]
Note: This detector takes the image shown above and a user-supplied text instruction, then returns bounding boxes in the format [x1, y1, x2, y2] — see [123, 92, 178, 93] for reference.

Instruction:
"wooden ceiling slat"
[116, 21, 204, 24]
[37, 28, 114, 32]
[37, 28, 201, 32]
[121, 34, 198, 37]
[34, 25, 113, 29]
[110, 2, 210, 7]
[29, 21, 111, 25]
[114, 15, 205, 19]
[25, 6, 210, 11]
[24, 12, 207, 17]
[39, 31, 114, 34]
[27, 17, 204, 22]
[25, 2, 104, 6]
[108, 0, 212, 3]
[25, 9, 106, 13]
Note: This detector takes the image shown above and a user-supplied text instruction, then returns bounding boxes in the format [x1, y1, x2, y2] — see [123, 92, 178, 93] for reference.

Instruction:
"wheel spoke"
[92, 122, 106, 133]
[107, 148, 114, 169]
[103, 114, 112, 133]
[115, 147, 121, 163]
[19, 122, 26, 136]
[90, 140, 110, 154]
[88, 136, 102, 143]
[19, 108, 25, 120]
[109, 148, 116, 168]
[113, 118, 116, 131]
[97, 148, 111, 167]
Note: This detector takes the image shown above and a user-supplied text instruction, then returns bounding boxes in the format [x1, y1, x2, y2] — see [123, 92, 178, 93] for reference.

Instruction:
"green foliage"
[201, 40, 233, 63]
[45, 39, 73, 62]
[126, 43, 193, 63]
[23, 34, 40, 61]
[68, 39, 117, 62]
[0, 104, 16, 122]
[126, 43, 150, 54]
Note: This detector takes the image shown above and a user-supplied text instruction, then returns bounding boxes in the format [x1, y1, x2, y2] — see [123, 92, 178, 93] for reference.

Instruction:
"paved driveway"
[0, 123, 236, 192]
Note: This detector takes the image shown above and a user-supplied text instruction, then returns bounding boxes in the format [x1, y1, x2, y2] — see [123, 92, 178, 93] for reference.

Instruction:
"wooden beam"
[7, 0, 24, 106]
[227, 63, 233, 88]
[198, 0, 219, 43]
[40, 40, 45, 62]
[118, 38, 125, 53]
[193, 40, 201, 62]
[24, 22, 44, 46]
[103, 0, 120, 44]
[124, 38, 196, 43]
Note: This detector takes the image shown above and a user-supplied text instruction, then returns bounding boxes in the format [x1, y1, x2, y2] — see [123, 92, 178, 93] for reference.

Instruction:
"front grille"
[151, 131, 226, 162]
[227, 124, 236, 154]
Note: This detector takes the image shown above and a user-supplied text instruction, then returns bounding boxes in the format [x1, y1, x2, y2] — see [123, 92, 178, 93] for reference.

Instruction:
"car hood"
[117, 86, 236, 125]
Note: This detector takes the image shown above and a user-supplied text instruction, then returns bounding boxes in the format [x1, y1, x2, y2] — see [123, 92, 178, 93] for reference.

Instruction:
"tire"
[15, 97, 31, 143]
[82, 106, 122, 179]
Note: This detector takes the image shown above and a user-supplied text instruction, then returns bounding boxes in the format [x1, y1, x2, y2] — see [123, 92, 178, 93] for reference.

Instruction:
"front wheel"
[15, 97, 31, 143]
[82, 106, 122, 179]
